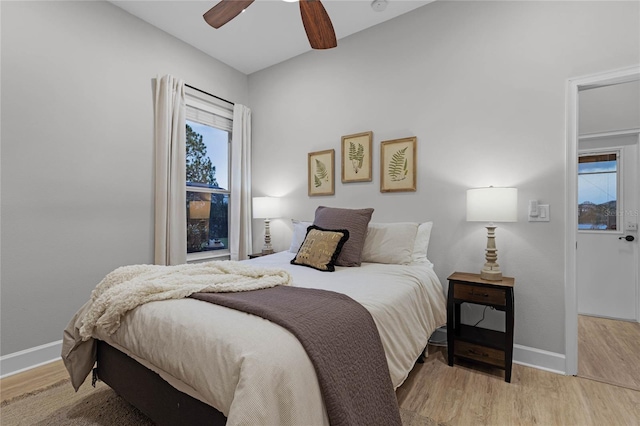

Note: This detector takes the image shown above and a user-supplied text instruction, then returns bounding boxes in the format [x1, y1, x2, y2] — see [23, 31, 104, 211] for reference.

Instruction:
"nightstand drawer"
[454, 341, 505, 367]
[453, 283, 506, 306]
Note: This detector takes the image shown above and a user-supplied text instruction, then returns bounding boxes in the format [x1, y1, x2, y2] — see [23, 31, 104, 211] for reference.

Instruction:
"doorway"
[576, 131, 640, 390]
[565, 66, 640, 381]
[577, 134, 638, 321]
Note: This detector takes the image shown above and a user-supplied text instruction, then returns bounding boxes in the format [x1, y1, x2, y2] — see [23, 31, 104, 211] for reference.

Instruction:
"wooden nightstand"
[446, 272, 515, 382]
[248, 252, 272, 259]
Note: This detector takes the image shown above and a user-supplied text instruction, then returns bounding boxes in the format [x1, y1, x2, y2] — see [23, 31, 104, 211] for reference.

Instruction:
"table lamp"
[252, 197, 281, 254]
[466, 187, 518, 281]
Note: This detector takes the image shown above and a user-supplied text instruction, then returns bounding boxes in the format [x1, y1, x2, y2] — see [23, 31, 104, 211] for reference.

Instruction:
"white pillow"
[288, 219, 313, 253]
[412, 221, 433, 263]
[361, 222, 419, 265]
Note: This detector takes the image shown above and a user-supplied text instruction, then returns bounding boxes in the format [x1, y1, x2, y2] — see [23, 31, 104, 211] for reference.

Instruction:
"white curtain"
[154, 75, 186, 265]
[230, 104, 252, 260]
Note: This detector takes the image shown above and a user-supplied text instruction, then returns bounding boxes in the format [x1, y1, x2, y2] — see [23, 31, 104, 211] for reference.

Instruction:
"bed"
[62, 213, 447, 426]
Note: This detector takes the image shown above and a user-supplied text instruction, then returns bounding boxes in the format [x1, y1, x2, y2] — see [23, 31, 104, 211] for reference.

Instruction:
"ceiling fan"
[203, 0, 337, 49]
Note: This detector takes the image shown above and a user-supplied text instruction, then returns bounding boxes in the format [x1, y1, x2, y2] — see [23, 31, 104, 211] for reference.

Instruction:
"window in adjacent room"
[185, 89, 233, 259]
[578, 151, 619, 231]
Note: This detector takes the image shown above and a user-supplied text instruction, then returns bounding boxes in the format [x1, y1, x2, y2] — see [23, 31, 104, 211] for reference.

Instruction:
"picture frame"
[341, 131, 373, 183]
[308, 149, 335, 196]
[380, 137, 417, 193]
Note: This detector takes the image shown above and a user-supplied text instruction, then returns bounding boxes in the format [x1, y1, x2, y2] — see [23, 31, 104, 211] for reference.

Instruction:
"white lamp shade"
[467, 187, 518, 222]
[252, 197, 280, 219]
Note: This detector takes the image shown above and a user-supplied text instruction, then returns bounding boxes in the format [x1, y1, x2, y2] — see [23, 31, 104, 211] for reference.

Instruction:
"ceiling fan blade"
[203, 0, 255, 29]
[299, 0, 337, 50]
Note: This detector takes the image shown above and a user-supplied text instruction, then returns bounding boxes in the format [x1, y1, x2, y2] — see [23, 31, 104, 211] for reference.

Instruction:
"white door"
[577, 134, 639, 321]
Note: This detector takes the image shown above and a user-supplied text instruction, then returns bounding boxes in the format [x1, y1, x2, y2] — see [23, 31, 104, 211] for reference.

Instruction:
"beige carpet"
[1, 379, 442, 425]
[1, 379, 153, 426]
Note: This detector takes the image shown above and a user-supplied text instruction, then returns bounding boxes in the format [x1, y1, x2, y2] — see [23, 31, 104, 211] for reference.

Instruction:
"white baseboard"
[0, 340, 566, 379]
[513, 344, 566, 375]
[0, 340, 63, 378]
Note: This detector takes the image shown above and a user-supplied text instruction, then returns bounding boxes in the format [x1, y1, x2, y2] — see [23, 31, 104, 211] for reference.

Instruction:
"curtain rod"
[185, 84, 234, 106]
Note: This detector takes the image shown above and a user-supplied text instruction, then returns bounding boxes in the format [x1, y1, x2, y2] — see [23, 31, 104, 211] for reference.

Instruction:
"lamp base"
[262, 218, 273, 255]
[480, 268, 503, 281]
[481, 224, 503, 281]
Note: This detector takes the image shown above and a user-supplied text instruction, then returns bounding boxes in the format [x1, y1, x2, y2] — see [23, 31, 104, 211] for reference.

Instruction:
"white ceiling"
[111, 0, 433, 75]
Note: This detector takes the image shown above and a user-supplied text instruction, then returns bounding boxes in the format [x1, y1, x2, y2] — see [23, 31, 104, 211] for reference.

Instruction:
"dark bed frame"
[96, 340, 227, 425]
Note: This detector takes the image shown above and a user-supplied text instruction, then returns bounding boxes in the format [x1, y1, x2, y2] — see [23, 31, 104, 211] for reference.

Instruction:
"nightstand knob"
[471, 289, 490, 297]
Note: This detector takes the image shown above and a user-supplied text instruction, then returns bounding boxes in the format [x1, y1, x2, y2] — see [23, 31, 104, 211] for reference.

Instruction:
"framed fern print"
[308, 149, 335, 196]
[341, 131, 372, 183]
[380, 137, 417, 193]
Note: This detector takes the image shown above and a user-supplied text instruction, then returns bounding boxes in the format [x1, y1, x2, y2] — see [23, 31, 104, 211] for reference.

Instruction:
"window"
[578, 152, 618, 231]
[185, 90, 233, 259]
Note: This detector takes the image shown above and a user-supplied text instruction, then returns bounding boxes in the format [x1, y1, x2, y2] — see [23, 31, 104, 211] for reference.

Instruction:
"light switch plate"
[529, 204, 550, 222]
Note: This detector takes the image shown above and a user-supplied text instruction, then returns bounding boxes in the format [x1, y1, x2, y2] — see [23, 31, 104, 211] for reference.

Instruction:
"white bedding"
[78, 251, 447, 425]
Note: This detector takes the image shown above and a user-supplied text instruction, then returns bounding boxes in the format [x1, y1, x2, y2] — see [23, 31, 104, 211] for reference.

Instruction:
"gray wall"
[249, 1, 639, 355]
[0, 1, 248, 355]
[579, 80, 640, 135]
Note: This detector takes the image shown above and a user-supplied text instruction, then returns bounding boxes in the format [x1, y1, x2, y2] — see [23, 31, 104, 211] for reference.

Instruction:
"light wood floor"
[578, 314, 640, 391]
[3, 349, 640, 425]
[0, 360, 69, 402]
[397, 346, 640, 425]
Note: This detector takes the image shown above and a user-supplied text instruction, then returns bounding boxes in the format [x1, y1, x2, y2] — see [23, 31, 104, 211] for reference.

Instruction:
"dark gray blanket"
[190, 285, 401, 426]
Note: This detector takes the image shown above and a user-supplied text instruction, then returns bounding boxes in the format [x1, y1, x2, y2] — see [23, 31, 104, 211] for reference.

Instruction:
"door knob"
[619, 235, 635, 242]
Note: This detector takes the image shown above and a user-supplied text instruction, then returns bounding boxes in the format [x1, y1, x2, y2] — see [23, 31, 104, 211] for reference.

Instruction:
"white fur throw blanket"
[78, 261, 291, 340]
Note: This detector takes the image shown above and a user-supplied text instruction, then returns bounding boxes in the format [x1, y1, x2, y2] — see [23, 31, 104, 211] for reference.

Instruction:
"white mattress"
[95, 252, 447, 425]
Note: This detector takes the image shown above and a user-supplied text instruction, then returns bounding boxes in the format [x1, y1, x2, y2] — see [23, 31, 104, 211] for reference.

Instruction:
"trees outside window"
[185, 105, 231, 258]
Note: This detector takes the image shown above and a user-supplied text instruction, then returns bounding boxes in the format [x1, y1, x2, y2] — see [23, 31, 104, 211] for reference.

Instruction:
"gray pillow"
[313, 206, 374, 267]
